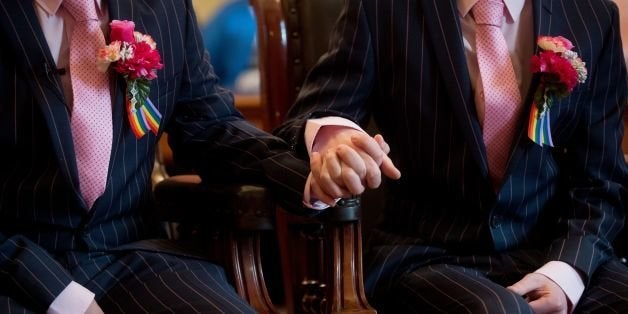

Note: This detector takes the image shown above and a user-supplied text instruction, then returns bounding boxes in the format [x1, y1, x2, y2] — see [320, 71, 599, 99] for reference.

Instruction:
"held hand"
[352, 133, 401, 182]
[310, 128, 400, 200]
[308, 160, 342, 206]
[310, 127, 367, 198]
[507, 273, 570, 314]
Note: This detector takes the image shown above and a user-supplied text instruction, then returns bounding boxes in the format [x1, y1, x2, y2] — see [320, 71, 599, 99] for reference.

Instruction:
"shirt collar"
[34, 0, 103, 16]
[458, 0, 525, 23]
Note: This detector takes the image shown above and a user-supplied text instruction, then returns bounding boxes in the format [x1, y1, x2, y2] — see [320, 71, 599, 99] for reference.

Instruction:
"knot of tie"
[63, 0, 99, 22]
[473, 0, 504, 27]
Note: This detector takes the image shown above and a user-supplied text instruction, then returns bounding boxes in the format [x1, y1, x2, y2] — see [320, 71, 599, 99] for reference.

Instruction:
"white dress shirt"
[304, 0, 584, 309]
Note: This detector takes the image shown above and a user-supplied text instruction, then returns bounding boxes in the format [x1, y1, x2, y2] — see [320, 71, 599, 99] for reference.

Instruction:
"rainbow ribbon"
[126, 83, 161, 139]
[527, 102, 554, 147]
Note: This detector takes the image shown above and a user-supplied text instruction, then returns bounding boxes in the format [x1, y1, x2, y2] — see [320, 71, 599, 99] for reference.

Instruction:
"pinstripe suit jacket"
[0, 0, 309, 309]
[276, 0, 627, 284]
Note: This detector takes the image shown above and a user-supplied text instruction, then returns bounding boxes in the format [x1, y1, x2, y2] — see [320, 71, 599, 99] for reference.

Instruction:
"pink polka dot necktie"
[63, 0, 113, 209]
[473, 0, 521, 188]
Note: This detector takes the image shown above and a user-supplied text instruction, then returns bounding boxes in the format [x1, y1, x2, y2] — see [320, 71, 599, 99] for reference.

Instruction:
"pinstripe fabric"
[0, 0, 310, 312]
[275, 0, 628, 312]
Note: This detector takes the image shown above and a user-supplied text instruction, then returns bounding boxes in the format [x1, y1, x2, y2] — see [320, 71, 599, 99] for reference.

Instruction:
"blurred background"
[193, 0, 259, 95]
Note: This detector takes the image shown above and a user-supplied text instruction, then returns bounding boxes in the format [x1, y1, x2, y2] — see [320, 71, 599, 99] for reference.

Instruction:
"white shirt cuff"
[47, 281, 95, 314]
[534, 261, 585, 308]
[304, 116, 364, 155]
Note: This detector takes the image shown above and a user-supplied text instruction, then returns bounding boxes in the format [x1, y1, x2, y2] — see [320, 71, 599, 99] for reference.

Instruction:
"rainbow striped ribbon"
[527, 102, 554, 147]
[126, 82, 161, 139]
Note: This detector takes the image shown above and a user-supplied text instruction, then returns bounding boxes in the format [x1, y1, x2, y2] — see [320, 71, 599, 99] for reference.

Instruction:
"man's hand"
[310, 126, 400, 203]
[507, 273, 570, 314]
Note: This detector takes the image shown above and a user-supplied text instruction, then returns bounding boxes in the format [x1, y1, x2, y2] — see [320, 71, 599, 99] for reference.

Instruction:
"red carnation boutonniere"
[97, 20, 164, 139]
[527, 36, 587, 147]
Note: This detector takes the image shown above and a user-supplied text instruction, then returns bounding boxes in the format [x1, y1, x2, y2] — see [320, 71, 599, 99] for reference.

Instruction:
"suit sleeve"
[273, 0, 376, 158]
[0, 233, 73, 312]
[164, 0, 312, 215]
[547, 3, 627, 281]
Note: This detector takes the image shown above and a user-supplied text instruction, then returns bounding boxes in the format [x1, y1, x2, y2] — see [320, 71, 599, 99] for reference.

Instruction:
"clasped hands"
[309, 126, 401, 206]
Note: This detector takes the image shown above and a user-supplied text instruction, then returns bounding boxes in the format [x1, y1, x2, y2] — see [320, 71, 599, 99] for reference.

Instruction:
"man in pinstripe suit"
[276, 0, 628, 312]
[0, 0, 311, 312]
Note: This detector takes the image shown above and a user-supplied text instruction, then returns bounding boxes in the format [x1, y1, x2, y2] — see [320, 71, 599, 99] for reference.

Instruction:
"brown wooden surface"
[250, 0, 290, 131]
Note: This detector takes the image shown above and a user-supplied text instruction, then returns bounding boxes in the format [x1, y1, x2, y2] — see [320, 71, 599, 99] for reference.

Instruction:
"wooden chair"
[250, 0, 376, 312]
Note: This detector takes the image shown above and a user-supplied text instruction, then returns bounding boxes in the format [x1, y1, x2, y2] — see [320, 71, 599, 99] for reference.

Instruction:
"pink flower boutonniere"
[97, 20, 164, 139]
[527, 36, 587, 147]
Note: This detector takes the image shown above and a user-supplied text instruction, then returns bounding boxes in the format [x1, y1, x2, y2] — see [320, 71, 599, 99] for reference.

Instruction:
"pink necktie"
[64, 0, 113, 209]
[473, 0, 521, 188]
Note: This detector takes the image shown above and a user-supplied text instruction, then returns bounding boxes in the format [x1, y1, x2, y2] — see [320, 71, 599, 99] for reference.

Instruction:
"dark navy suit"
[0, 0, 309, 312]
[275, 0, 628, 312]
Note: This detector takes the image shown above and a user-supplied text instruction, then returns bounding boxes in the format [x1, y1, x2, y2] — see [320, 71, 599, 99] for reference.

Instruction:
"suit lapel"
[523, 0, 561, 128]
[106, 0, 153, 150]
[0, 0, 81, 195]
[420, 0, 488, 176]
[505, 0, 553, 173]
[533, 0, 552, 39]
[0, 1, 64, 101]
[108, 0, 133, 22]
[106, 0, 130, 153]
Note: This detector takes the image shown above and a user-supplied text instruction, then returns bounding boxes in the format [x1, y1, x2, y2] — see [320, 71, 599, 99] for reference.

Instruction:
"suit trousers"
[1, 240, 255, 313]
[365, 243, 628, 313]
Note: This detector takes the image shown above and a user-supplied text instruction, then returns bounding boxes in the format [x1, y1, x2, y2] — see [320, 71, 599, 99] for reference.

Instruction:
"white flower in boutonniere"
[527, 36, 587, 147]
[97, 20, 164, 139]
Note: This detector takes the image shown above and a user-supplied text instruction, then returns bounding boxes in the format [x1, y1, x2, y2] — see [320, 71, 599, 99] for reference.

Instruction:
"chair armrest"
[153, 174, 277, 313]
[154, 174, 274, 231]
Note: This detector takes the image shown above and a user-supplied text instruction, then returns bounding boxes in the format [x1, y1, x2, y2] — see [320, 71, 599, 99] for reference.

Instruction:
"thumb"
[507, 276, 536, 297]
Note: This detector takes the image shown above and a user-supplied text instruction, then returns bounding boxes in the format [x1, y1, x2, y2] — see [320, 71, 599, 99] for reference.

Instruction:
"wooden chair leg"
[276, 209, 326, 313]
[325, 221, 374, 313]
[230, 232, 277, 314]
[324, 199, 376, 314]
